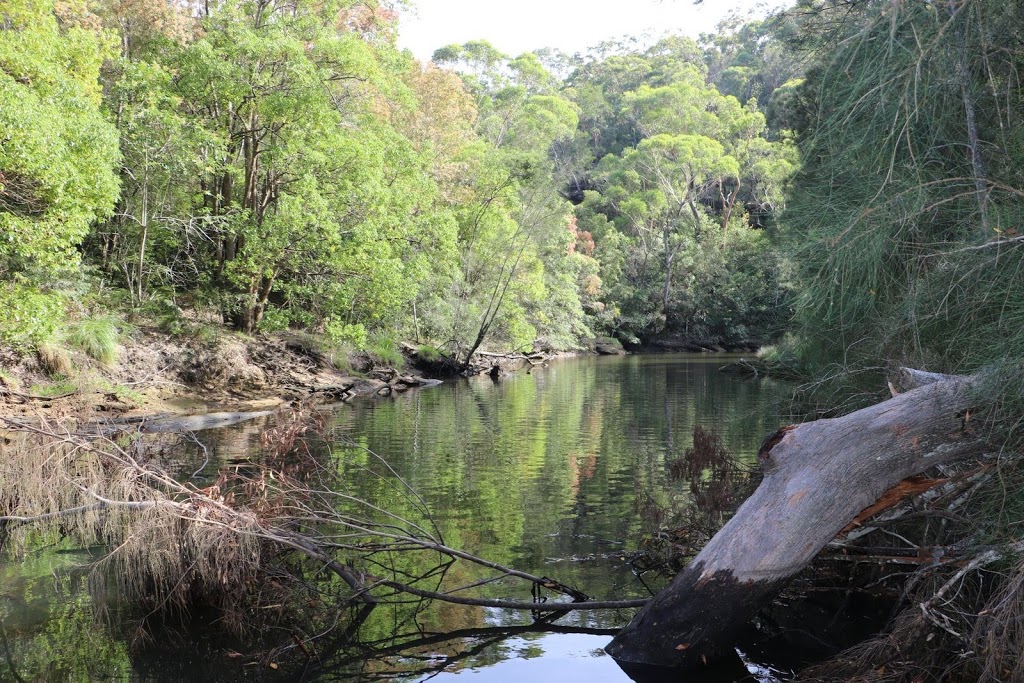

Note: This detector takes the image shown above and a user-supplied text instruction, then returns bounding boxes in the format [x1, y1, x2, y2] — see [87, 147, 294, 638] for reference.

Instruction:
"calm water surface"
[0, 354, 786, 682]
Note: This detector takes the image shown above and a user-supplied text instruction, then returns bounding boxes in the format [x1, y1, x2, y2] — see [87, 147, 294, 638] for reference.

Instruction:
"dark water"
[0, 353, 790, 682]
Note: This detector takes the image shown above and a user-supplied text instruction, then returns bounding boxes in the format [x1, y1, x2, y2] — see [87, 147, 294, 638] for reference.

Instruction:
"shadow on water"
[616, 656, 762, 683]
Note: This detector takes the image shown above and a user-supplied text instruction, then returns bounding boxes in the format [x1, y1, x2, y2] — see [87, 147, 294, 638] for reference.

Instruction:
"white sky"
[397, 0, 780, 63]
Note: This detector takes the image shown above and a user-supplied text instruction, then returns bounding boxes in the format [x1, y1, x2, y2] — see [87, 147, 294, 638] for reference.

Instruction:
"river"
[1, 353, 796, 682]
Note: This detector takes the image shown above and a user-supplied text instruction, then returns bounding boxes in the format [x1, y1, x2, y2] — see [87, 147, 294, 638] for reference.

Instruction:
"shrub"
[324, 320, 367, 347]
[256, 307, 290, 333]
[0, 283, 64, 351]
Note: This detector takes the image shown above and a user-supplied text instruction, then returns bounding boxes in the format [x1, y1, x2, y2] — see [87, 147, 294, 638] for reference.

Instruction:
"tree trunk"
[952, 5, 989, 234]
[720, 180, 740, 244]
[136, 169, 148, 304]
[606, 369, 984, 671]
[662, 224, 673, 321]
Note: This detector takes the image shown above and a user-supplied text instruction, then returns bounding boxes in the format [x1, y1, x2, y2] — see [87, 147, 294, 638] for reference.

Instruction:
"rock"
[595, 342, 626, 355]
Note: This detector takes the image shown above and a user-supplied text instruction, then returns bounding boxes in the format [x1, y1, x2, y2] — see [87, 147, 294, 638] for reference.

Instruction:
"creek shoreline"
[0, 328, 594, 426]
[0, 327, 764, 428]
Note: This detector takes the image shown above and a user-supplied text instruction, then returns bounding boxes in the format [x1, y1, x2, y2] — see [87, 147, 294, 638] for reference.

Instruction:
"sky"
[397, 0, 780, 63]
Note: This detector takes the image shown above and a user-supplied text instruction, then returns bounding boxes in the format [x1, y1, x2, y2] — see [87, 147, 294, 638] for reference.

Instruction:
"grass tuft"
[68, 316, 120, 365]
[365, 336, 403, 368]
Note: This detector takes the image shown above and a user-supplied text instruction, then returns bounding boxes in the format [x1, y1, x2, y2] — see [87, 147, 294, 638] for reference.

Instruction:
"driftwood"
[133, 410, 275, 433]
[606, 368, 986, 670]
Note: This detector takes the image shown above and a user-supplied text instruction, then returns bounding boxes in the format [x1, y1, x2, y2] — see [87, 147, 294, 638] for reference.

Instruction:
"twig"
[365, 574, 647, 612]
[0, 387, 78, 402]
[919, 548, 1004, 638]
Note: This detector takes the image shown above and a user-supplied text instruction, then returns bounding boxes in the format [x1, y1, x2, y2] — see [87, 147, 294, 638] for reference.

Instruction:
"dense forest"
[6, 0, 1021, 381]
[1, 0, 802, 368]
[5, 0, 1024, 680]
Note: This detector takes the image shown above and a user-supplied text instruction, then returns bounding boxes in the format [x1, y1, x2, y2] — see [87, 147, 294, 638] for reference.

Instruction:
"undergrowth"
[67, 315, 121, 365]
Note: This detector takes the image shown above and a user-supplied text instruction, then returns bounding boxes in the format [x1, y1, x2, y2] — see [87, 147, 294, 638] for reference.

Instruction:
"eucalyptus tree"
[700, 16, 801, 110]
[131, 0, 449, 336]
[599, 134, 739, 321]
[430, 42, 590, 361]
[0, 0, 120, 346]
[580, 52, 794, 340]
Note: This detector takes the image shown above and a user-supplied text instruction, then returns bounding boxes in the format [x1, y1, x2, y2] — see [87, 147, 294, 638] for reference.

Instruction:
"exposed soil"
[0, 327, 428, 423]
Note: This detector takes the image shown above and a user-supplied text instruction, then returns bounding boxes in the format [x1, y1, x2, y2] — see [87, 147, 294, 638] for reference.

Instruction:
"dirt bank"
[0, 328, 436, 423]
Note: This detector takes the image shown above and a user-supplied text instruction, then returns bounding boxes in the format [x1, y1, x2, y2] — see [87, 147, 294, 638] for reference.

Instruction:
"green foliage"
[0, 282, 64, 350]
[572, 41, 796, 342]
[681, 228, 793, 344]
[255, 307, 290, 334]
[364, 335, 403, 368]
[0, 0, 119, 277]
[0, 0, 802, 363]
[0, 0, 119, 345]
[417, 43, 591, 360]
[67, 315, 121, 365]
[700, 15, 802, 112]
[783, 0, 1024, 400]
[0, 368, 19, 391]
[325, 320, 368, 348]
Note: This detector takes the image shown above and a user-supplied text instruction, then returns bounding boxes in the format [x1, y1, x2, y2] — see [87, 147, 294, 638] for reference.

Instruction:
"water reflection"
[0, 353, 785, 681]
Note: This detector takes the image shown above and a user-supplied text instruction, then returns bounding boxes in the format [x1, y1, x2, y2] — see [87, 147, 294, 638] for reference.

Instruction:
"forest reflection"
[0, 354, 782, 681]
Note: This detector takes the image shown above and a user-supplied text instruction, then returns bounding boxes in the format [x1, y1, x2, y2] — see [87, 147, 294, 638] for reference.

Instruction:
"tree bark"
[606, 369, 984, 671]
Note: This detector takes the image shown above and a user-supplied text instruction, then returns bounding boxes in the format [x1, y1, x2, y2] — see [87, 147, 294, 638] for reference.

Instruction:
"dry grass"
[0, 421, 273, 630]
[971, 557, 1024, 682]
[36, 338, 74, 377]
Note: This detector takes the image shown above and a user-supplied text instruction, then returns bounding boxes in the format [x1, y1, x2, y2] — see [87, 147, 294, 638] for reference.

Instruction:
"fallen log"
[135, 410, 275, 433]
[606, 368, 986, 670]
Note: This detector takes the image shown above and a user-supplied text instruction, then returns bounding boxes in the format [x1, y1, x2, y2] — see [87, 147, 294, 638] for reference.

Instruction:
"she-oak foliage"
[783, 0, 1024, 419]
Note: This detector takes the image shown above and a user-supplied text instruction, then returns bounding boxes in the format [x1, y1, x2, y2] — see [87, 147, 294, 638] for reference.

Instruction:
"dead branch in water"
[607, 368, 990, 670]
[0, 411, 644, 659]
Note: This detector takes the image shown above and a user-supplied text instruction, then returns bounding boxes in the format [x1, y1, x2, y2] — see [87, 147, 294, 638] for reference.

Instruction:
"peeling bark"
[606, 369, 984, 670]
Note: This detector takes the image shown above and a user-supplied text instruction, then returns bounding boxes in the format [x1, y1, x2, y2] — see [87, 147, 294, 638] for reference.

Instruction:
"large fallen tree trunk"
[606, 369, 986, 670]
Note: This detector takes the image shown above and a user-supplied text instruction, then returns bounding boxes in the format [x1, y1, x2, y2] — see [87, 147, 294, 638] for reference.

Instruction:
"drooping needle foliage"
[783, 0, 1024, 423]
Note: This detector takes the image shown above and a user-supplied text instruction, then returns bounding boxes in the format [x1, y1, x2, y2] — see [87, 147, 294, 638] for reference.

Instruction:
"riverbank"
[0, 325, 589, 424]
[642, 334, 762, 354]
[0, 327, 422, 422]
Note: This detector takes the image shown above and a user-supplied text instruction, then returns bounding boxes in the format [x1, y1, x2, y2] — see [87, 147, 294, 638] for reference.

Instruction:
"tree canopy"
[1, 1, 804, 359]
